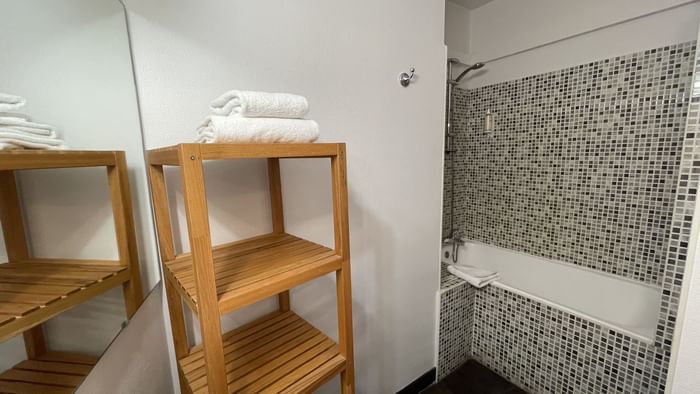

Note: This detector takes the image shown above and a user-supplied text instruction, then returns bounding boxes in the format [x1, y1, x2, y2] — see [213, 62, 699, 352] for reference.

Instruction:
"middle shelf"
[163, 233, 342, 315]
[0, 260, 130, 342]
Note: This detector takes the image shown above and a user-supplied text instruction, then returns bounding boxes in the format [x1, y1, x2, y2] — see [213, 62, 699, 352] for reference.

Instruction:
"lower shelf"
[178, 311, 346, 394]
[0, 351, 97, 394]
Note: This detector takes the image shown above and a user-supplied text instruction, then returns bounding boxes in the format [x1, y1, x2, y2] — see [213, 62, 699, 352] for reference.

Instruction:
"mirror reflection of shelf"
[0, 150, 143, 391]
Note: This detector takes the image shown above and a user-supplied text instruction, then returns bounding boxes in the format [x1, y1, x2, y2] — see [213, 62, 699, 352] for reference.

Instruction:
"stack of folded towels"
[0, 93, 65, 150]
[196, 90, 320, 143]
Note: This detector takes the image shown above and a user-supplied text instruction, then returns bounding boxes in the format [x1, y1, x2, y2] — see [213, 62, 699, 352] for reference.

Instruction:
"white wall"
[672, 233, 700, 391]
[123, 0, 446, 392]
[445, 1, 470, 61]
[0, 0, 161, 376]
[76, 284, 174, 394]
[460, 0, 700, 88]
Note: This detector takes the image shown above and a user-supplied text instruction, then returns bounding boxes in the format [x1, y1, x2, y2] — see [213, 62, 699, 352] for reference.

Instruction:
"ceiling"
[449, 0, 494, 10]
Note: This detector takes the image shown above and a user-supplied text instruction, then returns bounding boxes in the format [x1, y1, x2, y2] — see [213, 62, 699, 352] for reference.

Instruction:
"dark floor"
[422, 360, 526, 394]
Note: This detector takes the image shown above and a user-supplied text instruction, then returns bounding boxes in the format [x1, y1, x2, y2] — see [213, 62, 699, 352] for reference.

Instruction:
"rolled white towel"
[0, 93, 26, 112]
[210, 90, 309, 118]
[0, 130, 65, 150]
[197, 115, 320, 144]
[447, 264, 500, 288]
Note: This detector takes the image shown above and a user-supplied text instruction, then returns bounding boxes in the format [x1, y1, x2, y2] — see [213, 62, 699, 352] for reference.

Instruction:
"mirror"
[0, 0, 160, 391]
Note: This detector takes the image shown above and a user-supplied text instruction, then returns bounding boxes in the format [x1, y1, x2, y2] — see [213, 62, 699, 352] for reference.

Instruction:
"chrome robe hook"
[399, 67, 415, 87]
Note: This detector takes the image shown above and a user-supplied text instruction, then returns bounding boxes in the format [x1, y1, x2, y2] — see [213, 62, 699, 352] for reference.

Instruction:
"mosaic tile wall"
[470, 285, 667, 394]
[437, 280, 475, 379]
[656, 40, 700, 355]
[438, 40, 700, 394]
[445, 41, 697, 285]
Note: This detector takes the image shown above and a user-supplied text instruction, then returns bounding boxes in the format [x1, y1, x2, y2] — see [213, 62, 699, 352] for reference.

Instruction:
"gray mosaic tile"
[437, 282, 475, 380]
[471, 285, 667, 394]
[444, 41, 696, 285]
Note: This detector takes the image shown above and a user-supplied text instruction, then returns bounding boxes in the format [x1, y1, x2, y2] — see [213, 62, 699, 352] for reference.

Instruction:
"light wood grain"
[0, 171, 49, 359]
[0, 266, 129, 342]
[178, 311, 345, 394]
[0, 150, 143, 361]
[146, 142, 355, 393]
[179, 144, 227, 394]
[107, 151, 144, 318]
[331, 143, 356, 393]
[0, 351, 96, 394]
[267, 158, 291, 313]
[0, 150, 116, 170]
[200, 143, 340, 160]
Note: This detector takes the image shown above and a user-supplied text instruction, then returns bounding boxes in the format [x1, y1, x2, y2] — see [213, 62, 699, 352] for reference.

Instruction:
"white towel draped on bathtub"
[447, 264, 500, 288]
[197, 115, 320, 144]
[209, 90, 309, 118]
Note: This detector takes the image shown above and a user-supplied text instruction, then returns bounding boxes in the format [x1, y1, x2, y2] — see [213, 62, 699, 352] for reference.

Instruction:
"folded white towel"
[210, 90, 309, 118]
[197, 116, 320, 144]
[0, 112, 30, 120]
[0, 130, 65, 150]
[0, 117, 55, 137]
[0, 126, 56, 138]
[0, 93, 26, 112]
[447, 264, 500, 288]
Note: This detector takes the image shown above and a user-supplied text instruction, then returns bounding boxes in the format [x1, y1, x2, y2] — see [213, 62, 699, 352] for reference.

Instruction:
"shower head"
[449, 62, 485, 85]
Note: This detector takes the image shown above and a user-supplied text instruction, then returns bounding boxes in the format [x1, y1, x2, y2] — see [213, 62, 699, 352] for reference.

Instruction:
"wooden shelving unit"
[0, 150, 144, 391]
[148, 143, 354, 393]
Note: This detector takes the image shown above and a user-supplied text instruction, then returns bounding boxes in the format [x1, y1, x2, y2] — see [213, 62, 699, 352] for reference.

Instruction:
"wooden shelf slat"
[178, 311, 346, 394]
[0, 150, 117, 170]
[0, 351, 97, 394]
[164, 233, 341, 315]
[0, 261, 129, 342]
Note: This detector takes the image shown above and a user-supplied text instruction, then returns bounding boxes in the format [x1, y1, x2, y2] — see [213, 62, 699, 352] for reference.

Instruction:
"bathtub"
[442, 241, 661, 343]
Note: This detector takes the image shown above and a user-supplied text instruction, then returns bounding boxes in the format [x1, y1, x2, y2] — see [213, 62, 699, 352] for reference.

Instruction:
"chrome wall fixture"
[399, 67, 415, 87]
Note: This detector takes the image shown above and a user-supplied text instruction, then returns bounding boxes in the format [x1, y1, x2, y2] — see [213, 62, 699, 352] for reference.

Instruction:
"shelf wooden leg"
[0, 170, 29, 260]
[331, 145, 355, 393]
[0, 170, 49, 359]
[267, 158, 291, 312]
[23, 326, 47, 359]
[164, 278, 191, 393]
[336, 265, 355, 393]
[148, 163, 192, 394]
[179, 145, 227, 394]
[107, 152, 144, 318]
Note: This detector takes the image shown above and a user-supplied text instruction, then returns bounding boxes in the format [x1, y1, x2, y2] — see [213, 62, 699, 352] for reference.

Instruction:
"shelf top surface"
[148, 142, 344, 163]
[0, 149, 122, 170]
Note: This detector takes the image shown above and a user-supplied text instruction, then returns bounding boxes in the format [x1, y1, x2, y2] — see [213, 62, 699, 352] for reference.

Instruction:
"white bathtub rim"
[461, 240, 662, 292]
[442, 241, 659, 344]
[443, 274, 654, 344]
